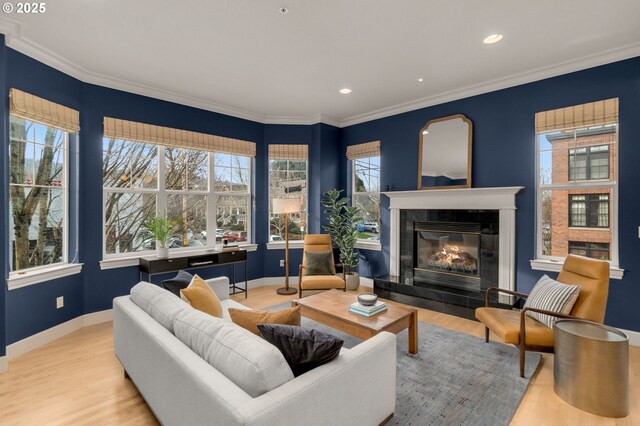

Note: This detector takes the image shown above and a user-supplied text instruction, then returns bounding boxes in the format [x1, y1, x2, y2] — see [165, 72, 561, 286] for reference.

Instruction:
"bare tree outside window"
[269, 159, 307, 241]
[353, 156, 381, 241]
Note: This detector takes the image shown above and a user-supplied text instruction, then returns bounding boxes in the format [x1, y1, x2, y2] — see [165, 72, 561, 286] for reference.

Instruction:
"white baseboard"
[621, 328, 640, 347]
[0, 356, 7, 373]
[6, 309, 113, 361]
[245, 276, 373, 290]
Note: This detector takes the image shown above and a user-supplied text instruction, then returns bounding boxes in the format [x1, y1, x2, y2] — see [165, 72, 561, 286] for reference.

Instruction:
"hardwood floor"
[0, 285, 637, 425]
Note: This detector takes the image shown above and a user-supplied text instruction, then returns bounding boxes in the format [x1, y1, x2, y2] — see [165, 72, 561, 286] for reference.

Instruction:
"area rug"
[266, 302, 541, 426]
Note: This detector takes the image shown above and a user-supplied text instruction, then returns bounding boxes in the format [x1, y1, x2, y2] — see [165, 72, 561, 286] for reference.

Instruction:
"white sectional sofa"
[113, 277, 397, 426]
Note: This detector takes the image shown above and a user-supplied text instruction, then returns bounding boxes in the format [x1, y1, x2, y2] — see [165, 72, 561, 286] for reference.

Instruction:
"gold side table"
[554, 319, 629, 418]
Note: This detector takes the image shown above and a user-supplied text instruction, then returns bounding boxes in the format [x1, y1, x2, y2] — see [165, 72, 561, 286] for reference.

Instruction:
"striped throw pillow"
[523, 275, 581, 328]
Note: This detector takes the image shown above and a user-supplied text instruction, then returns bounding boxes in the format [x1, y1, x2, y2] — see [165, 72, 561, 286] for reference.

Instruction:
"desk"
[139, 250, 248, 298]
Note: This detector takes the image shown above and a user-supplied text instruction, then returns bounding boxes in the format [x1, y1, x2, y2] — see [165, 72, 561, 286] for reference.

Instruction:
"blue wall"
[1, 40, 639, 356]
[341, 57, 640, 332]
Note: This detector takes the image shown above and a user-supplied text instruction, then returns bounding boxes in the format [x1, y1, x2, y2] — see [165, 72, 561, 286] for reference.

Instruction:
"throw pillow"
[180, 274, 223, 318]
[524, 275, 581, 328]
[161, 270, 193, 297]
[228, 306, 301, 335]
[257, 324, 344, 377]
[305, 250, 334, 275]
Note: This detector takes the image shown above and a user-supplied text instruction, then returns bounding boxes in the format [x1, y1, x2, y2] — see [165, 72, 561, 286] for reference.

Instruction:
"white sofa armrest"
[239, 332, 397, 426]
[205, 276, 230, 300]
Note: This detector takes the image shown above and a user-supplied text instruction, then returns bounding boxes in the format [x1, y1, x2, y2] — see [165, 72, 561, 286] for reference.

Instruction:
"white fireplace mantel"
[383, 186, 524, 292]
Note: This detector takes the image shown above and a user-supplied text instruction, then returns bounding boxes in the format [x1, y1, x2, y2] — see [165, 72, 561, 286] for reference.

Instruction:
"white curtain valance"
[10, 88, 80, 133]
[535, 98, 619, 133]
[103, 117, 256, 157]
[268, 144, 308, 160]
[346, 140, 380, 159]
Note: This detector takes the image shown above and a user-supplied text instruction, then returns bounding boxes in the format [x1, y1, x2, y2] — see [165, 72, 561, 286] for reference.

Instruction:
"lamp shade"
[272, 197, 302, 214]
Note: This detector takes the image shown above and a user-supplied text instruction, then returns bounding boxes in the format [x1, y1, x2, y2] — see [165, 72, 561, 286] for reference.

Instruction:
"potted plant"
[322, 189, 363, 290]
[144, 215, 177, 259]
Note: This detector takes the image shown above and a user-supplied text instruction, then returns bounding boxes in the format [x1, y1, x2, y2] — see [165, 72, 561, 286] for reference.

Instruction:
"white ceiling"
[1, 0, 639, 127]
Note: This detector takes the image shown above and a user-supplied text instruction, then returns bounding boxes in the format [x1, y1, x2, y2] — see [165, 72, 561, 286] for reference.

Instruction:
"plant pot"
[156, 246, 169, 259]
[345, 272, 360, 291]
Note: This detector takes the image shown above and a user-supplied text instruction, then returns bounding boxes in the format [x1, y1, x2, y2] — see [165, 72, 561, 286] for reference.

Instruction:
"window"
[569, 194, 609, 228]
[102, 118, 255, 258]
[569, 145, 609, 180]
[536, 98, 618, 266]
[568, 241, 610, 260]
[352, 155, 381, 240]
[9, 117, 68, 271]
[268, 145, 308, 241]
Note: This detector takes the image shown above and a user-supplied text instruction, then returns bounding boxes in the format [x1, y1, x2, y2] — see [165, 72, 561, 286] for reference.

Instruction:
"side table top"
[555, 319, 628, 342]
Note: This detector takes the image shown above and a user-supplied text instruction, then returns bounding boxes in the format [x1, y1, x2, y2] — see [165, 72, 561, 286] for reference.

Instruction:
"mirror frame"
[417, 113, 473, 190]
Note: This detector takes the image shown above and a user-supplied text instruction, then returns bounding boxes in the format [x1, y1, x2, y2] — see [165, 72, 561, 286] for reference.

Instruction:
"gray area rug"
[267, 302, 541, 426]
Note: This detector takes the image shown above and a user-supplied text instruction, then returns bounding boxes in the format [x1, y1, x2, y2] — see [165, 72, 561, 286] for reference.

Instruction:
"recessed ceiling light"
[339, 88, 352, 94]
[417, 78, 424, 82]
[483, 33, 503, 45]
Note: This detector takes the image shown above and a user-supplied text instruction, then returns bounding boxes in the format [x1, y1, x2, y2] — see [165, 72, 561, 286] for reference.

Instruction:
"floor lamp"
[272, 198, 301, 295]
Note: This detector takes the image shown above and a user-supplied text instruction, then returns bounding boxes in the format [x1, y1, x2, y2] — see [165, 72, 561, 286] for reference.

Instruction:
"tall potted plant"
[322, 189, 363, 290]
[144, 215, 177, 259]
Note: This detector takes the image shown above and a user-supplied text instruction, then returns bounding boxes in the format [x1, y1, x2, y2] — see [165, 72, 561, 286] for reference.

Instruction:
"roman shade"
[346, 141, 380, 160]
[268, 144, 308, 160]
[10, 88, 80, 133]
[104, 117, 256, 157]
[535, 98, 619, 133]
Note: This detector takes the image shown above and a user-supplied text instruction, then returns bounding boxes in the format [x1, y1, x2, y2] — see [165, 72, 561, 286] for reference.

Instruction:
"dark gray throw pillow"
[161, 270, 193, 297]
[305, 250, 334, 275]
[257, 324, 344, 377]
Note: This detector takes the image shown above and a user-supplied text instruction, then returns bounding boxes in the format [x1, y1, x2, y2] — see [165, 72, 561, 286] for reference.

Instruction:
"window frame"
[535, 125, 619, 268]
[267, 157, 309, 242]
[568, 193, 609, 229]
[568, 144, 610, 181]
[351, 155, 381, 243]
[102, 143, 253, 260]
[8, 115, 71, 274]
[568, 241, 611, 260]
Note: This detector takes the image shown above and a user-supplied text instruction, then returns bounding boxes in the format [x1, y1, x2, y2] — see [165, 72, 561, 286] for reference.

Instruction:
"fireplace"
[414, 222, 481, 292]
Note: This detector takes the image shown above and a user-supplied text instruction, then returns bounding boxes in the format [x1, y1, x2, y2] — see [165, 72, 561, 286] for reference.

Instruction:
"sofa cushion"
[162, 270, 193, 297]
[173, 309, 294, 397]
[130, 282, 190, 333]
[228, 306, 301, 335]
[180, 275, 223, 318]
[258, 324, 344, 377]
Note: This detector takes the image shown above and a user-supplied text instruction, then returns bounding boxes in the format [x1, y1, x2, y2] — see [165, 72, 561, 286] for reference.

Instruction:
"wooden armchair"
[476, 255, 610, 377]
[298, 234, 346, 297]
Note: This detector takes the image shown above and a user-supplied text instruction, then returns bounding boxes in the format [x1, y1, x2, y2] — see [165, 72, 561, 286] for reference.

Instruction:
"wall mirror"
[418, 114, 472, 189]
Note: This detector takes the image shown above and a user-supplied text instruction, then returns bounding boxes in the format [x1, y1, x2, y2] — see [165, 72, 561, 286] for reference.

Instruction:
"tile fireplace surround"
[377, 187, 524, 318]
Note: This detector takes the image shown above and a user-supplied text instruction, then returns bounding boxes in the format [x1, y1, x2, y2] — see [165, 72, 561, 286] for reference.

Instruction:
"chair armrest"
[485, 287, 529, 307]
[299, 264, 306, 279]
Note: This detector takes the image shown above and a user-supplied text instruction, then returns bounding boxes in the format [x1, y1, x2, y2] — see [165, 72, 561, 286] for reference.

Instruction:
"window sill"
[100, 244, 258, 270]
[355, 240, 382, 251]
[266, 240, 305, 250]
[7, 263, 84, 290]
[530, 258, 624, 280]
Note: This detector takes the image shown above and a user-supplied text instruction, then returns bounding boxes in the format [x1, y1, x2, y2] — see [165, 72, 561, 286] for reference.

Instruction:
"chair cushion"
[257, 324, 344, 377]
[305, 250, 334, 275]
[161, 270, 193, 297]
[180, 274, 223, 318]
[476, 307, 555, 347]
[524, 275, 580, 328]
[130, 282, 190, 333]
[228, 306, 301, 335]
[300, 274, 345, 290]
[173, 309, 294, 397]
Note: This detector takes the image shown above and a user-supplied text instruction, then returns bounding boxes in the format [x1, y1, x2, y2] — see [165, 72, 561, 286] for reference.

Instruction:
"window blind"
[268, 144, 308, 160]
[103, 117, 256, 157]
[346, 141, 380, 159]
[10, 88, 80, 133]
[535, 98, 619, 133]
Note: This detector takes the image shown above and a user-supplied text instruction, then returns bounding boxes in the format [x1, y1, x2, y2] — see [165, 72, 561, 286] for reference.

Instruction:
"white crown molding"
[338, 41, 640, 128]
[1, 17, 639, 129]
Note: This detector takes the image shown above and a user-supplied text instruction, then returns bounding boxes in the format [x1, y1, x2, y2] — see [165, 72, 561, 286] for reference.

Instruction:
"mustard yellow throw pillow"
[180, 275, 223, 318]
[228, 306, 301, 335]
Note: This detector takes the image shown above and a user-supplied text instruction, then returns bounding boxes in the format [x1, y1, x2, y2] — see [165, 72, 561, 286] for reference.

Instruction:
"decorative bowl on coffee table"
[358, 293, 378, 306]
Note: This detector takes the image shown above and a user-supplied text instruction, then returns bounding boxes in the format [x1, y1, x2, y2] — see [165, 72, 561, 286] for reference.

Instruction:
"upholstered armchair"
[476, 255, 610, 377]
[298, 234, 346, 297]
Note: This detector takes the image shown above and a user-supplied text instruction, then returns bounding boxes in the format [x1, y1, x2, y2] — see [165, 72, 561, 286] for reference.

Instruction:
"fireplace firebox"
[414, 222, 481, 292]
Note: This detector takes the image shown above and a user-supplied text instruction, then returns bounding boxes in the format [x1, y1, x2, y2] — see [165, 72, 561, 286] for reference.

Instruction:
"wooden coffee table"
[291, 290, 419, 354]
